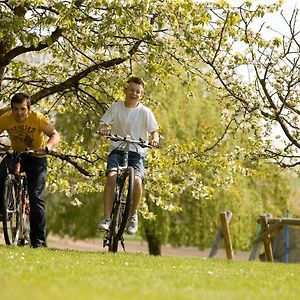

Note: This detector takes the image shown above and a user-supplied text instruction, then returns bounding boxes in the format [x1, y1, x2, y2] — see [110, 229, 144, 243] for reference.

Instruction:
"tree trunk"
[145, 227, 162, 256]
[143, 191, 163, 256]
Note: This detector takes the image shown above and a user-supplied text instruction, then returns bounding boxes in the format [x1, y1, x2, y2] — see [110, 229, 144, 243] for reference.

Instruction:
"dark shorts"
[106, 150, 145, 179]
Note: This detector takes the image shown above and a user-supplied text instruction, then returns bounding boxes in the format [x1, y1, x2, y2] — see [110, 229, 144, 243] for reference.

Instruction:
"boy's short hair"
[127, 77, 145, 88]
[11, 92, 31, 109]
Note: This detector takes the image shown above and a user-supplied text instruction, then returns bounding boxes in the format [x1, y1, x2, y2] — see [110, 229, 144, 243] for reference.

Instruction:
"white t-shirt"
[101, 102, 159, 156]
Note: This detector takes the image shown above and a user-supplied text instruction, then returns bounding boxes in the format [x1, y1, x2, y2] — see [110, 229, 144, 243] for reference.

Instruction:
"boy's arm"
[150, 130, 159, 147]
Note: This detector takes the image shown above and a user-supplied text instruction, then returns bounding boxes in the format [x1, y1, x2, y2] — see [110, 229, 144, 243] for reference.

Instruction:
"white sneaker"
[127, 213, 138, 235]
[97, 219, 110, 231]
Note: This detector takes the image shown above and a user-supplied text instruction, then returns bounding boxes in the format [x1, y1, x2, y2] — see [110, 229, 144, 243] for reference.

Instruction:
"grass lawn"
[0, 245, 299, 300]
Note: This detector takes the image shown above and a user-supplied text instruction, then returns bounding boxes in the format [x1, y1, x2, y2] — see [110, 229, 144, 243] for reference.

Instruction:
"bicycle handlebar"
[108, 134, 154, 148]
[98, 132, 159, 148]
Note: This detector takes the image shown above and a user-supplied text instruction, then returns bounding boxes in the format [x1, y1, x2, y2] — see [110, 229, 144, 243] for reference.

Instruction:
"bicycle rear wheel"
[109, 166, 134, 252]
[2, 174, 20, 245]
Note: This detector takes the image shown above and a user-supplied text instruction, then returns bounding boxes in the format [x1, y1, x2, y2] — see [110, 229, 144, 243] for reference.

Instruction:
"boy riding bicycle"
[97, 77, 159, 234]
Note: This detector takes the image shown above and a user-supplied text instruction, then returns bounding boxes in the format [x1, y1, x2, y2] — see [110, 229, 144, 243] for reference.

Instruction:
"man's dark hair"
[11, 92, 31, 109]
[127, 77, 145, 88]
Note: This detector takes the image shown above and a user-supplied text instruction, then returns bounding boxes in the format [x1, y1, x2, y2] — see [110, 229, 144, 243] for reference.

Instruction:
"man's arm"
[43, 124, 60, 151]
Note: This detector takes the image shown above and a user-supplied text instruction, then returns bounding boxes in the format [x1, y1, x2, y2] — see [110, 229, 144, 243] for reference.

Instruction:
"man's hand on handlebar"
[31, 147, 50, 157]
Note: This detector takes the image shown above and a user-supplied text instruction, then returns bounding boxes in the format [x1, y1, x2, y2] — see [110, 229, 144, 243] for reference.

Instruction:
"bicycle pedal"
[103, 237, 109, 248]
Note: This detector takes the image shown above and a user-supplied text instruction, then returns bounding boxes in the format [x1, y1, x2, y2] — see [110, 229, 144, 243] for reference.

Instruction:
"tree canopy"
[1, 1, 299, 166]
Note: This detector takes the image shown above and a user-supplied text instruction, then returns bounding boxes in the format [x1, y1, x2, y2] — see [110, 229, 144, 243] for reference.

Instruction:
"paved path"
[47, 235, 250, 260]
[0, 231, 249, 260]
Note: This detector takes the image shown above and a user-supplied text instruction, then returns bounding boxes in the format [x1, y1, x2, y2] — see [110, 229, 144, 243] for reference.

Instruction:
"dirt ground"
[45, 234, 250, 260]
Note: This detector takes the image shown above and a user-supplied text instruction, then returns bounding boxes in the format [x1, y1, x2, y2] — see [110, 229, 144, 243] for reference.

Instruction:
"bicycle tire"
[2, 174, 20, 245]
[18, 176, 30, 246]
[109, 166, 134, 252]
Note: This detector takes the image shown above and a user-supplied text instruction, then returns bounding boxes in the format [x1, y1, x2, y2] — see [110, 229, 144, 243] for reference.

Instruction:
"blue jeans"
[0, 153, 47, 247]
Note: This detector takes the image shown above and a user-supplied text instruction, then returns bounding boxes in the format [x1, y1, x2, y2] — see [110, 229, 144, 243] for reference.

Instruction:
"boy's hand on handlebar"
[99, 128, 110, 136]
[98, 124, 110, 136]
[150, 139, 160, 148]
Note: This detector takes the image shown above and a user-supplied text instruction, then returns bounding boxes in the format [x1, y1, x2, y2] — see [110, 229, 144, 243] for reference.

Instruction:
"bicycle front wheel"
[18, 176, 30, 246]
[2, 174, 20, 245]
[109, 166, 134, 252]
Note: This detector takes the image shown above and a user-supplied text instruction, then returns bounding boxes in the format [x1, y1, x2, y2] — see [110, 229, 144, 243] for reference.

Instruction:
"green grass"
[0, 246, 299, 300]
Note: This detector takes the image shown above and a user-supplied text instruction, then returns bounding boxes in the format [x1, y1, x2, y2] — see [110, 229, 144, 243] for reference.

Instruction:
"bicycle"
[0, 149, 46, 246]
[100, 134, 156, 253]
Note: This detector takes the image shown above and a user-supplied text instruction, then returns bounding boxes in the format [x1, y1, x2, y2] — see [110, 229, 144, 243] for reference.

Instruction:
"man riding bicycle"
[0, 93, 60, 248]
[97, 77, 159, 234]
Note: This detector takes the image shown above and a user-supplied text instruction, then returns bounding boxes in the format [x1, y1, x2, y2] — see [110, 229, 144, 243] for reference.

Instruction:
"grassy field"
[0, 246, 299, 300]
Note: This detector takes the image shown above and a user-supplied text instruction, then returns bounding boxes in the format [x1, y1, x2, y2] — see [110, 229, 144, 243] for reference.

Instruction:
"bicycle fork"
[102, 174, 126, 252]
[21, 176, 30, 215]
[102, 183, 120, 248]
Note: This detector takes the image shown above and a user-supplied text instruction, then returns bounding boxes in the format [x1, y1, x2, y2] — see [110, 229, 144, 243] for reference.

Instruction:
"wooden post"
[249, 242, 261, 261]
[260, 214, 274, 262]
[220, 211, 234, 260]
[209, 211, 233, 258]
[208, 227, 223, 258]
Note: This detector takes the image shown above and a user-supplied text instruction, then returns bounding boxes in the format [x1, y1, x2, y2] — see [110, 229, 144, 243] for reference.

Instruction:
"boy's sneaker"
[97, 219, 110, 231]
[127, 213, 138, 235]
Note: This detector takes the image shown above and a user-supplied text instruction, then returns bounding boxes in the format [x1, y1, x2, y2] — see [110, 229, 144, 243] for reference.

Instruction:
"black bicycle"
[0, 150, 44, 246]
[101, 134, 155, 253]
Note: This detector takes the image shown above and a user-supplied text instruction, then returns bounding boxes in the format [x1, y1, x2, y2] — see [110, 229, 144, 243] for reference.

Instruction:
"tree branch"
[30, 40, 142, 103]
[0, 28, 64, 67]
[0, 0, 85, 67]
[0, 39, 143, 117]
[49, 151, 93, 177]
